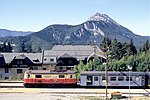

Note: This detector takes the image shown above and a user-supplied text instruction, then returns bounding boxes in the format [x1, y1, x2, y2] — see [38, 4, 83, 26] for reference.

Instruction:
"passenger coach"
[80, 71, 150, 88]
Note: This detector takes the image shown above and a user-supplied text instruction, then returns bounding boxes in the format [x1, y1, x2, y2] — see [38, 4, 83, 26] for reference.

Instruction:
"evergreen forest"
[74, 37, 150, 79]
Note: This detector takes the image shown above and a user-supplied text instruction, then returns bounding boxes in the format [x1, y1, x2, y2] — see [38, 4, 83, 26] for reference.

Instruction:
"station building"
[0, 45, 106, 80]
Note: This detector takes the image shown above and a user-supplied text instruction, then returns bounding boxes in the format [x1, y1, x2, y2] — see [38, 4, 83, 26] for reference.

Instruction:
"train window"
[102, 76, 106, 80]
[126, 76, 132, 81]
[118, 76, 124, 81]
[94, 76, 98, 81]
[59, 75, 64, 78]
[70, 75, 72, 78]
[110, 77, 116, 81]
[36, 75, 42, 78]
[142, 76, 145, 80]
[28, 74, 30, 78]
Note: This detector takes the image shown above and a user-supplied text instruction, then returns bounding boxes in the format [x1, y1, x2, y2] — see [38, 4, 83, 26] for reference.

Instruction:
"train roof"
[80, 71, 146, 76]
[145, 72, 150, 75]
[25, 70, 76, 74]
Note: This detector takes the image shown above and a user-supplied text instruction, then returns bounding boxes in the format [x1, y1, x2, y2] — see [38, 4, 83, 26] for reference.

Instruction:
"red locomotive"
[23, 70, 77, 88]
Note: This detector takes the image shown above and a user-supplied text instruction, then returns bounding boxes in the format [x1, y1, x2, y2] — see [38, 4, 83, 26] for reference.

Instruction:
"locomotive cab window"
[36, 75, 42, 78]
[70, 75, 72, 78]
[59, 75, 64, 78]
[27, 74, 30, 78]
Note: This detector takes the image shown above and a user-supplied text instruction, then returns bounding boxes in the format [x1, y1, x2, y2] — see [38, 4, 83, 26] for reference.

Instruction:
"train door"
[145, 74, 150, 88]
[86, 75, 92, 86]
[141, 76, 145, 86]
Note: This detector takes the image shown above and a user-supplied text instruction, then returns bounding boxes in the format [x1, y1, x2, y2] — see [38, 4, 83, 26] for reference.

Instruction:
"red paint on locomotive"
[23, 70, 77, 87]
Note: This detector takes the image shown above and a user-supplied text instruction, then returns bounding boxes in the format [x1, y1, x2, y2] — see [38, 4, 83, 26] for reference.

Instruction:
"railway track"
[0, 82, 150, 89]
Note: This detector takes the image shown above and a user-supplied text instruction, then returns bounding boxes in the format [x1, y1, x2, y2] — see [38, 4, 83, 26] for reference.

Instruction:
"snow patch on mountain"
[65, 35, 70, 39]
[88, 12, 120, 26]
[84, 23, 105, 36]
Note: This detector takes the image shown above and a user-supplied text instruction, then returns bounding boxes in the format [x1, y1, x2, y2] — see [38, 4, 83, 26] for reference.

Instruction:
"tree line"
[0, 42, 12, 52]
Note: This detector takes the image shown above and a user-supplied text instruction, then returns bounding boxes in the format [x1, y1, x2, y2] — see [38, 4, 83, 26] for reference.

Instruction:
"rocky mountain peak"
[88, 12, 119, 25]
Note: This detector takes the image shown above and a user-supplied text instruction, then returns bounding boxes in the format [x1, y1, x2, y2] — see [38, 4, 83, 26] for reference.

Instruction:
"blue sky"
[0, 0, 149, 36]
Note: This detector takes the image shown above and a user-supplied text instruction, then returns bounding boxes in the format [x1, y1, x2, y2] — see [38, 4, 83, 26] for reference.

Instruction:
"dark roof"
[25, 70, 76, 74]
[2, 53, 42, 64]
[80, 71, 146, 76]
[44, 45, 106, 60]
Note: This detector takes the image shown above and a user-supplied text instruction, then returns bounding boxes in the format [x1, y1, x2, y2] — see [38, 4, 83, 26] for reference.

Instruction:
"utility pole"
[93, 40, 97, 70]
[104, 55, 108, 99]
[103, 47, 109, 99]
[128, 65, 132, 100]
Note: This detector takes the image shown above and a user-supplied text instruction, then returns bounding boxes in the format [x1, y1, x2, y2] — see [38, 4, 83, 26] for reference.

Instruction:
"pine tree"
[110, 37, 120, 60]
[100, 36, 111, 52]
[1, 42, 7, 52]
[7, 42, 12, 52]
[127, 38, 137, 56]
[142, 40, 149, 53]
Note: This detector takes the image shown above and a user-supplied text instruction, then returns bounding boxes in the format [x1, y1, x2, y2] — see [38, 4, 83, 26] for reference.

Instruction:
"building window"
[50, 59, 54, 62]
[20, 65, 28, 68]
[36, 75, 42, 78]
[17, 69, 23, 74]
[17, 60, 23, 64]
[12, 65, 18, 67]
[110, 77, 116, 81]
[34, 67, 38, 70]
[59, 67, 63, 70]
[5, 77, 9, 80]
[94, 76, 98, 81]
[68, 60, 72, 64]
[43, 68, 46, 70]
[5, 68, 9, 73]
[58, 60, 64, 64]
[118, 76, 124, 81]
[29, 67, 33, 70]
[33, 59, 40, 62]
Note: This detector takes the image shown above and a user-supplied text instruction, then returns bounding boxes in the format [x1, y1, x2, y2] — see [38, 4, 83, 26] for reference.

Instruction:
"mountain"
[0, 13, 149, 52]
[0, 29, 32, 37]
